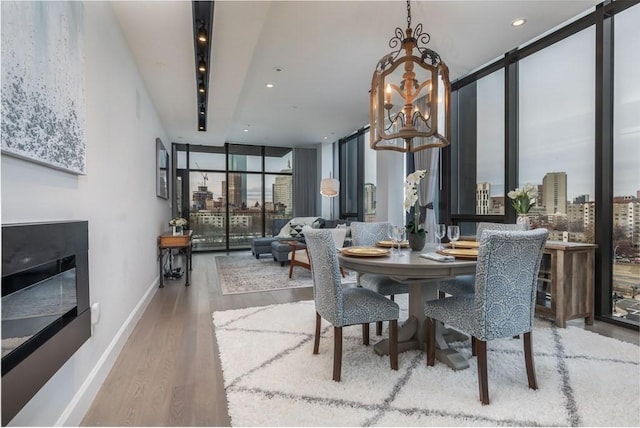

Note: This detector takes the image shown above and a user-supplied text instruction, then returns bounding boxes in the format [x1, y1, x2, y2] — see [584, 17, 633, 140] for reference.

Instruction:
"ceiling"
[111, 0, 600, 149]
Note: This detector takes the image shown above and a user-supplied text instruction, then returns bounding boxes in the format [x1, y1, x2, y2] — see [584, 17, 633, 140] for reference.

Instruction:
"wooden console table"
[536, 241, 596, 327]
[157, 230, 192, 287]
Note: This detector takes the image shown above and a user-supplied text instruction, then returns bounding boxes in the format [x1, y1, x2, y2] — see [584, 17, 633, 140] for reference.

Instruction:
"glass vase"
[516, 214, 530, 230]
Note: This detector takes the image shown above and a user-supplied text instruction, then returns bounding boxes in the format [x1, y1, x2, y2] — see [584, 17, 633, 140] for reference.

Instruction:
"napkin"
[420, 252, 455, 262]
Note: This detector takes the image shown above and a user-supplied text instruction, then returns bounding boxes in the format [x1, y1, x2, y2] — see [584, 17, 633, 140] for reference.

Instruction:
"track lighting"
[197, 24, 207, 43]
[198, 57, 206, 73]
[198, 81, 205, 93]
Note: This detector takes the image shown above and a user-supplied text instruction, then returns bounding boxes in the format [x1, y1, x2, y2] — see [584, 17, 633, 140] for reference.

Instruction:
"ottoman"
[271, 240, 305, 266]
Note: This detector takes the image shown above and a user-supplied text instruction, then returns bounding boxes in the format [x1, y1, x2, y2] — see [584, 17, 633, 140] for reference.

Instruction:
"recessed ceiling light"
[512, 18, 526, 27]
[323, 136, 328, 140]
[243, 128, 249, 132]
[265, 83, 274, 88]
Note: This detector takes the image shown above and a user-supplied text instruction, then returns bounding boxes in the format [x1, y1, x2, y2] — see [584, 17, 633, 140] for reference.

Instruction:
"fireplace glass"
[2, 256, 78, 370]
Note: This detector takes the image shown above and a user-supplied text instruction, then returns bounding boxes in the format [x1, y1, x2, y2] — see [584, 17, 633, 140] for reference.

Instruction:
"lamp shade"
[320, 178, 339, 197]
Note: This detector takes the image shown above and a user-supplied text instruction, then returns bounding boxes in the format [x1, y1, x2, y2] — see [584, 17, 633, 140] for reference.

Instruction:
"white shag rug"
[213, 295, 640, 427]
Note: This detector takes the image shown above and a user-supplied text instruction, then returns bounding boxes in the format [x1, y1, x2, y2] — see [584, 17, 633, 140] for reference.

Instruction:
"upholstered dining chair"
[288, 227, 347, 279]
[304, 228, 399, 382]
[350, 221, 409, 335]
[424, 228, 548, 405]
[437, 222, 527, 296]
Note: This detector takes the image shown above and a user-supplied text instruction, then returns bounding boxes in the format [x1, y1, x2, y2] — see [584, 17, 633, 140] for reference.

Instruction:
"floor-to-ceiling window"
[451, 68, 505, 236]
[612, 4, 640, 322]
[448, 1, 639, 329]
[519, 27, 595, 243]
[174, 143, 292, 251]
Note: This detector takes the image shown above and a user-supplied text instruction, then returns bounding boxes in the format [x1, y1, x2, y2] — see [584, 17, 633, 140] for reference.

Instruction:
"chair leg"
[389, 319, 398, 370]
[376, 321, 383, 336]
[288, 261, 295, 279]
[340, 267, 346, 278]
[333, 327, 342, 382]
[425, 317, 436, 366]
[471, 336, 477, 357]
[313, 312, 321, 354]
[476, 339, 489, 405]
[362, 323, 370, 346]
[523, 331, 538, 390]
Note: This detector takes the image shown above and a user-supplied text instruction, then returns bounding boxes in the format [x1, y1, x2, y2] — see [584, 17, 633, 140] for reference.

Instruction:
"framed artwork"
[156, 138, 169, 199]
[0, 2, 87, 175]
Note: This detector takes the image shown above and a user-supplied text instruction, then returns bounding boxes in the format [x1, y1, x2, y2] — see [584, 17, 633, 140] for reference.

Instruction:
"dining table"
[338, 243, 477, 370]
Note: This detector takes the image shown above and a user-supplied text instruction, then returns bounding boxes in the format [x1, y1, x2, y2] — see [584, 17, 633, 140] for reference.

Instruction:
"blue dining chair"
[437, 222, 527, 296]
[424, 228, 548, 404]
[350, 221, 408, 335]
[304, 228, 399, 381]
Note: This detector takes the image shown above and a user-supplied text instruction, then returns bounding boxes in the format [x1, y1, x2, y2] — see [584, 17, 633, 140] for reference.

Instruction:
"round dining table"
[338, 243, 477, 370]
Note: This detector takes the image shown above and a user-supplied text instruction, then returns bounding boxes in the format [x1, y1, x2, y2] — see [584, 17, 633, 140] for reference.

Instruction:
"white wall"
[1, 2, 170, 425]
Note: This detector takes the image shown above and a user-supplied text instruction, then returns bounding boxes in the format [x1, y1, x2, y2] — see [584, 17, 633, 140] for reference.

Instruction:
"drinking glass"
[395, 226, 406, 257]
[387, 224, 398, 253]
[435, 224, 446, 250]
[447, 225, 460, 249]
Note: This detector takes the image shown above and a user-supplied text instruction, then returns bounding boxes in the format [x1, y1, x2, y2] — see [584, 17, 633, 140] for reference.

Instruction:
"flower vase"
[516, 214, 530, 230]
[407, 233, 426, 252]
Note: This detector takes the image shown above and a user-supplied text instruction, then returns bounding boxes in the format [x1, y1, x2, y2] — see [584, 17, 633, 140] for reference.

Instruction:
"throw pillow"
[289, 223, 305, 238]
[336, 223, 351, 237]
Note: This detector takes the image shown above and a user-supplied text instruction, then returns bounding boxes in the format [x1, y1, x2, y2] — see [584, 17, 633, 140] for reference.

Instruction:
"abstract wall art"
[1, 1, 86, 175]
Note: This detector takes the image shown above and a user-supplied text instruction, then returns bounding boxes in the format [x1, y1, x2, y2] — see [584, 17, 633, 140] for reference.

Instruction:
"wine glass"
[387, 224, 398, 253]
[447, 225, 460, 249]
[435, 224, 446, 250]
[396, 226, 406, 257]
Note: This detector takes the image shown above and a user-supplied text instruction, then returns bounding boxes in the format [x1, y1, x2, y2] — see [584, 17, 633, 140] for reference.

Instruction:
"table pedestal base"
[372, 315, 470, 371]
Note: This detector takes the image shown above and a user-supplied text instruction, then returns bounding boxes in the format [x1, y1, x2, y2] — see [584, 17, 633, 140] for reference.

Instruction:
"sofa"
[250, 219, 292, 259]
[250, 217, 352, 265]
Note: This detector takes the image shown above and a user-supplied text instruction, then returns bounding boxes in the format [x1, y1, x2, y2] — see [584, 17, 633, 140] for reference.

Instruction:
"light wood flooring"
[81, 252, 639, 426]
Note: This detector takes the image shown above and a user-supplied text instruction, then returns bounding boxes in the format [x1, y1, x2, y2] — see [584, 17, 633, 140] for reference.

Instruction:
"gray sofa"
[250, 218, 351, 265]
[250, 219, 293, 259]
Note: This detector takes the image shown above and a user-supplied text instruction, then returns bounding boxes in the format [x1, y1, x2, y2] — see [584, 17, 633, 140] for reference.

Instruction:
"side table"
[158, 230, 192, 287]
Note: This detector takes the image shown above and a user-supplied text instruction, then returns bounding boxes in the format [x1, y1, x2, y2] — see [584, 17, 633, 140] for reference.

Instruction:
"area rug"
[215, 254, 357, 295]
[213, 295, 640, 427]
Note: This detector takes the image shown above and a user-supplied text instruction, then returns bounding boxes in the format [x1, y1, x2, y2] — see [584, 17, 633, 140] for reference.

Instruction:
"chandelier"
[370, 1, 451, 152]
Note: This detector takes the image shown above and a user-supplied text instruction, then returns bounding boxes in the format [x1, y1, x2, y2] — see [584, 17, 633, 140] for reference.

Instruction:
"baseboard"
[55, 277, 160, 426]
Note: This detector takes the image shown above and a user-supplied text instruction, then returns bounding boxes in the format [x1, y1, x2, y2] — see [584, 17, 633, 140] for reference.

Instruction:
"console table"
[536, 241, 596, 327]
[157, 230, 192, 287]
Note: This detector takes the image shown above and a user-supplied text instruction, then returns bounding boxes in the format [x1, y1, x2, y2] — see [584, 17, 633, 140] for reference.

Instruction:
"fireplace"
[1, 221, 90, 426]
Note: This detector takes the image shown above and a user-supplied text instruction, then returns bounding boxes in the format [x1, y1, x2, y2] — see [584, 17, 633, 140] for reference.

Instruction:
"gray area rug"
[215, 254, 314, 295]
[213, 295, 640, 426]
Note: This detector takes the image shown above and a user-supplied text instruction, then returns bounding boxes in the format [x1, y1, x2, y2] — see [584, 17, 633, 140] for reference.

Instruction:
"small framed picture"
[156, 138, 169, 199]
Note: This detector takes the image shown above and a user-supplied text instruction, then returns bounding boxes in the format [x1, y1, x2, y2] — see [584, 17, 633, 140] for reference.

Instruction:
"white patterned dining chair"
[304, 228, 399, 381]
[424, 228, 548, 404]
[288, 227, 347, 279]
[437, 222, 527, 296]
[350, 221, 409, 335]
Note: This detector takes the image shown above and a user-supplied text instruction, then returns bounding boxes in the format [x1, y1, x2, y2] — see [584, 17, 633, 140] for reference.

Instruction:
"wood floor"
[81, 252, 639, 426]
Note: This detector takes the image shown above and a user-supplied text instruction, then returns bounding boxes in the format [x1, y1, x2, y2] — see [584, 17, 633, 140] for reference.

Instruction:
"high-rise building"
[273, 162, 292, 215]
[192, 185, 213, 211]
[542, 172, 567, 214]
[574, 194, 589, 204]
[476, 182, 490, 215]
[364, 183, 376, 215]
[227, 173, 244, 208]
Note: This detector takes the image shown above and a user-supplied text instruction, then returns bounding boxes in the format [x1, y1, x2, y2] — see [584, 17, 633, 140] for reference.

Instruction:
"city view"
[475, 171, 640, 322]
[183, 159, 638, 323]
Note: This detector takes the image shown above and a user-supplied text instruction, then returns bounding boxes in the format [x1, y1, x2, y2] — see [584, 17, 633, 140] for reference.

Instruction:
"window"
[518, 27, 595, 243]
[174, 144, 292, 251]
[613, 4, 640, 323]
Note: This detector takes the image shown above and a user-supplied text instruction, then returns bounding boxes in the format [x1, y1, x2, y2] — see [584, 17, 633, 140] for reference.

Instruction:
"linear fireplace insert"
[1, 221, 90, 426]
